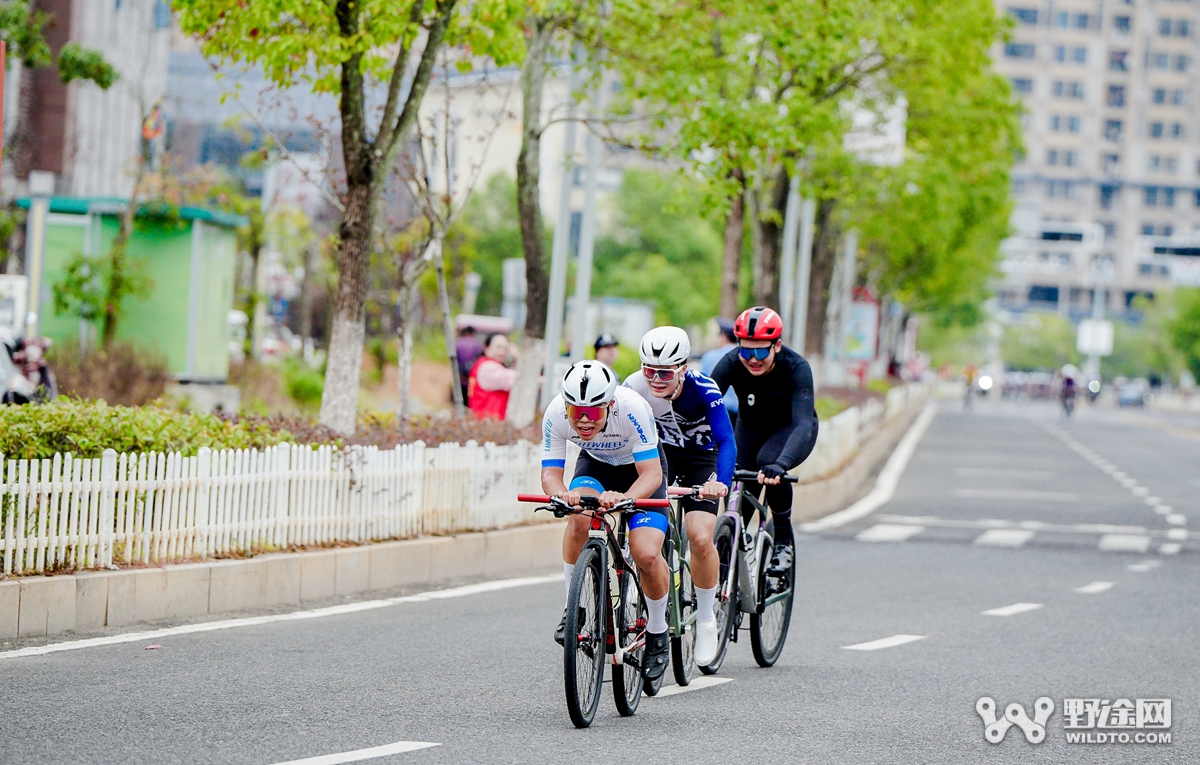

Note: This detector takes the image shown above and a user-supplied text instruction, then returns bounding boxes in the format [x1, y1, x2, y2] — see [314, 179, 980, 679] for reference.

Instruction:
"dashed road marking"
[1160, 543, 1182, 555]
[954, 489, 1079, 502]
[973, 529, 1035, 548]
[1098, 534, 1152, 553]
[982, 602, 1043, 617]
[856, 524, 924, 542]
[1128, 560, 1163, 572]
[842, 634, 927, 651]
[953, 468, 1055, 479]
[652, 676, 733, 697]
[1167, 528, 1189, 540]
[1166, 514, 1188, 526]
[1074, 581, 1114, 595]
[269, 741, 441, 765]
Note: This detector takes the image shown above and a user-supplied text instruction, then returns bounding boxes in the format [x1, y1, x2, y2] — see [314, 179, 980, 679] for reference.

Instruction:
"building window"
[1146, 186, 1159, 206]
[1194, 189, 1200, 207]
[1160, 18, 1174, 36]
[1055, 11, 1069, 28]
[1164, 226, 1174, 237]
[1065, 151, 1079, 167]
[1047, 149, 1059, 165]
[1054, 45, 1066, 62]
[1068, 116, 1081, 133]
[1073, 47, 1087, 63]
[1148, 156, 1162, 172]
[1075, 13, 1090, 29]
[1067, 82, 1083, 98]
[1153, 53, 1170, 70]
[1165, 157, 1179, 175]
[1114, 16, 1131, 33]
[1110, 50, 1129, 71]
[1102, 222, 1117, 239]
[1172, 89, 1185, 106]
[1164, 187, 1176, 206]
[1008, 7, 1038, 24]
[1105, 120, 1123, 141]
[1175, 55, 1190, 72]
[1178, 20, 1190, 37]
[1153, 88, 1167, 104]
[1102, 155, 1120, 175]
[1171, 123, 1185, 139]
[1049, 115, 1061, 131]
[1011, 77, 1033, 94]
[1107, 85, 1125, 106]
[1005, 43, 1036, 59]
[1143, 224, 1156, 235]
[1150, 122, 1164, 138]
[153, 0, 171, 28]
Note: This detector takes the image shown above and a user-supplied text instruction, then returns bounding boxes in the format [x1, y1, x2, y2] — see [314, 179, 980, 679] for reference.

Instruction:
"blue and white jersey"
[540, 386, 660, 468]
[624, 370, 736, 484]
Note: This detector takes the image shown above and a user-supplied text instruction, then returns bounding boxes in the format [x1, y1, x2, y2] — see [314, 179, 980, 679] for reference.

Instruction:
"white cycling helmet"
[561, 360, 619, 406]
[639, 326, 690, 367]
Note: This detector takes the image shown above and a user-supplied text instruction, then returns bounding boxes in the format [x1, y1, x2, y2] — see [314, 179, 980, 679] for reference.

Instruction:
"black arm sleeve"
[772, 357, 818, 469]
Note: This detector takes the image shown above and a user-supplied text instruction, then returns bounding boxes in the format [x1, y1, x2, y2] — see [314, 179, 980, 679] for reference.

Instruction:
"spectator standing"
[468, 334, 518, 419]
[594, 333, 621, 381]
[455, 326, 483, 405]
[700, 319, 739, 429]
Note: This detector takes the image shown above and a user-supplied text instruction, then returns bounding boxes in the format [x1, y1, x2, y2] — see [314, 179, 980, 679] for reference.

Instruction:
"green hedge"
[0, 399, 292, 460]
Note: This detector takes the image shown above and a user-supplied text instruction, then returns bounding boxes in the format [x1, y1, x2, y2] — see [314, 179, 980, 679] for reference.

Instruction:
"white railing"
[0, 440, 543, 576]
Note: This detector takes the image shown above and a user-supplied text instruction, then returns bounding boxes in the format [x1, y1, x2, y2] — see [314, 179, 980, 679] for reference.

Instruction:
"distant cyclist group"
[520, 306, 819, 726]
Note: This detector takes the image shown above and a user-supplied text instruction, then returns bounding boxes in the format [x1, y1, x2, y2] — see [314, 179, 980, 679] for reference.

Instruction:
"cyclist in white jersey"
[541, 360, 672, 681]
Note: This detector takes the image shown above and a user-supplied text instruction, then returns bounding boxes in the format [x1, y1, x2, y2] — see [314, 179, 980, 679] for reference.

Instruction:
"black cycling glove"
[760, 463, 788, 480]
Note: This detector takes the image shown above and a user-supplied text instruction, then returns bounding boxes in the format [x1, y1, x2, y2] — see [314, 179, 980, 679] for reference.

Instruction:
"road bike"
[517, 493, 671, 728]
[646, 482, 700, 695]
[672, 469, 798, 672]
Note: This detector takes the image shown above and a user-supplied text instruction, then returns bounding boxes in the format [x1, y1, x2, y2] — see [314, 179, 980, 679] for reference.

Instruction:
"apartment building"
[993, 0, 1197, 315]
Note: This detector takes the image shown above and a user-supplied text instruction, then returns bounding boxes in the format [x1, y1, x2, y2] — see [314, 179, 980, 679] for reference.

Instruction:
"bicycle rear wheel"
[611, 570, 645, 716]
[700, 515, 738, 675]
[750, 531, 794, 668]
[564, 545, 606, 728]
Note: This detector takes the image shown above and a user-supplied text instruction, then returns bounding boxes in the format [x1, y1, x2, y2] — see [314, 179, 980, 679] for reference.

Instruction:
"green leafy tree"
[0, 1, 116, 85]
[1168, 288, 1200, 380]
[173, 0, 525, 434]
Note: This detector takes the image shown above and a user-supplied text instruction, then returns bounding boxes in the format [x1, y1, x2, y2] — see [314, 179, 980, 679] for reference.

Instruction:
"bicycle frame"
[665, 498, 698, 639]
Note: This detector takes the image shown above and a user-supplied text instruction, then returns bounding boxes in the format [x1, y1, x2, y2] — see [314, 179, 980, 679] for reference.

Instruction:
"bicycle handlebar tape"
[517, 494, 553, 503]
[635, 499, 672, 508]
[732, 469, 800, 484]
[666, 487, 692, 497]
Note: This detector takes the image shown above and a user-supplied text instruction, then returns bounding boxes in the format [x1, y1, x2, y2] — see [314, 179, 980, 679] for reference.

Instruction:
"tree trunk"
[298, 242, 315, 358]
[749, 185, 764, 306]
[319, 179, 375, 434]
[397, 281, 417, 419]
[755, 164, 789, 309]
[805, 198, 839, 357]
[507, 17, 554, 428]
[719, 171, 746, 318]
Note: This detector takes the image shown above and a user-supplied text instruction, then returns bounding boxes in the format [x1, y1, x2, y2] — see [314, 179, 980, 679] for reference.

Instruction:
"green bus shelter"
[18, 197, 245, 382]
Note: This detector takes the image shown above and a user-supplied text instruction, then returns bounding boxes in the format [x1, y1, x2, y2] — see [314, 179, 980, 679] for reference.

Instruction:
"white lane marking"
[842, 634, 926, 651]
[1098, 534, 1152, 553]
[1129, 560, 1163, 572]
[973, 529, 1035, 548]
[652, 676, 733, 697]
[1131, 486, 1151, 497]
[856, 524, 925, 542]
[875, 514, 1153, 537]
[1166, 514, 1188, 526]
[1145, 496, 1162, 506]
[0, 575, 562, 660]
[1167, 528, 1189, 540]
[953, 468, 1055, 479]
[1160, 543, 1182, 555]
[801, 405, 937, 532]
[982, 602, 1043, 617]
[1074, 581, 1114, 595]
[1155, 506, 1173, 515]
[269, 741, 440, 765]
[954, 489, 1078, 502]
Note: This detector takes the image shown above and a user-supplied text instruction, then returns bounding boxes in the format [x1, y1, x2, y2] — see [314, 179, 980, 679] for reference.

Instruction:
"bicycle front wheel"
[611, 570, 645, 716]
[671, 536, 697, 687]
[750, 532, 794, 668]
[700, 515, 738, 675]
[564, 545, 607, 728]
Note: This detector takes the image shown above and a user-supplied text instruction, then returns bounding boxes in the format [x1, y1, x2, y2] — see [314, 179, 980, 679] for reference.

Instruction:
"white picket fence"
[0, 440, 543, 576]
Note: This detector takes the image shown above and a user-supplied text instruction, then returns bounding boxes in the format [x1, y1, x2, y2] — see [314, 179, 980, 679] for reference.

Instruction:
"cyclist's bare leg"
[629, 527, 668, 599]
[684, 512, 717, 589]
[562, 513, 590, 565]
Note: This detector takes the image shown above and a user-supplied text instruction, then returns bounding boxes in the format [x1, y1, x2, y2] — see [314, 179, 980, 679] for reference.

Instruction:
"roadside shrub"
[0, 399, 292, 460]
[283, 360, 324, 407]
[50, 342, 170, 407]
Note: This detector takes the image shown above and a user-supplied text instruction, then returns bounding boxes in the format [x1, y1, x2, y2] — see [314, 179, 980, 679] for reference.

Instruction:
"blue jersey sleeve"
[697, 374, 736, 485]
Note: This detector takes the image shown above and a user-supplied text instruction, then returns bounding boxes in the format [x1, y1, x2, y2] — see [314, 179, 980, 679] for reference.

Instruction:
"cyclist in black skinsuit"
[709, 306, 819, 574]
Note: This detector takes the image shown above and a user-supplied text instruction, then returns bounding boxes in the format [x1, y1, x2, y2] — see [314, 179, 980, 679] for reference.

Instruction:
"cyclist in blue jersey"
[541, 359, 673, 681]
[625, 326, 735, 666]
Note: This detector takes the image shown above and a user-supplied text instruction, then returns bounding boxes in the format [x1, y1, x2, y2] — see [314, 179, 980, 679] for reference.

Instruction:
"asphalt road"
[2, 398, 1197, 764]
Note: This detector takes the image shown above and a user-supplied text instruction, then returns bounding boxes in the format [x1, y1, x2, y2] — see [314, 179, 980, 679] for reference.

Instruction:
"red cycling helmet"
[734, 306, 783, 341]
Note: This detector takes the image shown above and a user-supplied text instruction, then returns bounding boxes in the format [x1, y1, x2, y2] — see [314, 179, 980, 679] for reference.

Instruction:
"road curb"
[0, 522, 566, 640]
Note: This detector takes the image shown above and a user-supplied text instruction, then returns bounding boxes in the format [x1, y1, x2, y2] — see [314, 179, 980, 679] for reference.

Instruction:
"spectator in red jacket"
[467, 334, 518, 419]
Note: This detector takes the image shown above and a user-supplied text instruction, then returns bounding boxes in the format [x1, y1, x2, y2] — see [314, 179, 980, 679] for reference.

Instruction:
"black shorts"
[662, 444, 721, 515]
[570, 450, 669, 528]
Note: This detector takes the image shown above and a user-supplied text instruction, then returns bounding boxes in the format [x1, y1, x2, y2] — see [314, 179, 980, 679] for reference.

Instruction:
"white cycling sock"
[695, 585, 717, 622]
[647, 594, 669, 634]
[563, 562, 575, 602]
